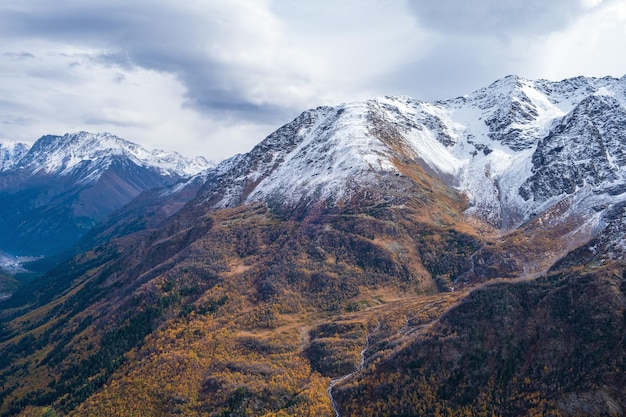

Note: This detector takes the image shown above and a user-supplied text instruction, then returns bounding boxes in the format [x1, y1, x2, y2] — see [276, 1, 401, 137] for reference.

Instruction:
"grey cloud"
[378, 38, 511, 101]
[1, 51, 35, 60]
[116, 49, 295, 124]
[2, 115, 36, 126]
[93, 52, 134, 70]
[112, 73, 125, 83]
[0, 8, 133, 45]
[184, 94, 297, 125]
[390, 1, 607, 102]
[0, 1, 289, 123]
[81, 115, 149, 128]
[406, 0, 588, 38]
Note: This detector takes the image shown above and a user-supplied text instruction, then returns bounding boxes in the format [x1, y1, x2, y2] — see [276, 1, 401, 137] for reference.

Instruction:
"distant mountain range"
[1, 75, 626, 416]
[0, 132, 212, 256]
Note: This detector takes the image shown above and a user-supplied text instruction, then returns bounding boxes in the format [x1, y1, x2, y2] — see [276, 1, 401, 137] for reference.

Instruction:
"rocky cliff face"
[520, 93, 626, 202]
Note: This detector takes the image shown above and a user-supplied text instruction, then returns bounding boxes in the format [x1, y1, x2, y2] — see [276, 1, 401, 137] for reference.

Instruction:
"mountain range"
[1, 75, 626, 416]
[0, 132, 212, 257]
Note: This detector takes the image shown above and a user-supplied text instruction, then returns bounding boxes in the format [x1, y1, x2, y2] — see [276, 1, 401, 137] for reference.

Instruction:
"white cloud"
[0, 39, 272, 160]
[272, 0, 432, 102]
[536, 1, 626, 80]
[405, 0, 588, 38]
[392, 0, 626, 100]
[580, 0, 604, 9]
[0, 0, 625, 161]
[0, 0, 429, 160]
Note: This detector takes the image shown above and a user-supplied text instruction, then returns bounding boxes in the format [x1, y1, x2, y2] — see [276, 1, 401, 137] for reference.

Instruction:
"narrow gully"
[327, 320, 380, 417]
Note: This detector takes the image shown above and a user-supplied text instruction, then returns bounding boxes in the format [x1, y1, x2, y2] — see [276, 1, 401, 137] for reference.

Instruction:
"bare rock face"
[520, 94, 626, 202]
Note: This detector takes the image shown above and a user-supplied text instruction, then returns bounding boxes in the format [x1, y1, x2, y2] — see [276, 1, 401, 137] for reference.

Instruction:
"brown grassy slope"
[70, 284, 468, 417]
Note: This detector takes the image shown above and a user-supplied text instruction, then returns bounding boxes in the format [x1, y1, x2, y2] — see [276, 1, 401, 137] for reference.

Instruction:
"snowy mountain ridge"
[14, 131, 212, 180]
[199, 74, 626, 240]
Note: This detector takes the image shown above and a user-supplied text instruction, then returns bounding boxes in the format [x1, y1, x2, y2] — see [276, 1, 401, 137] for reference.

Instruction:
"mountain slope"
[0, 190, 478, 415]
[0, 112, 486, 415]
[0, 132, 211, 256]
[189, 74, 626, 280]
[335, 263, 626, 417]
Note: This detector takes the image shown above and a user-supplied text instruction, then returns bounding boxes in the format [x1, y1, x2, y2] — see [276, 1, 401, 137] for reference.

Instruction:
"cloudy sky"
[1, 0, 625, 161]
